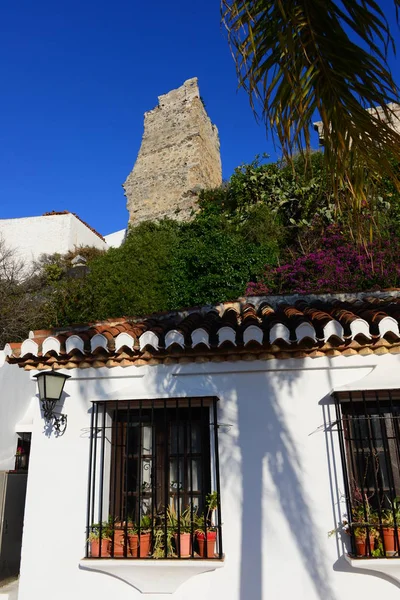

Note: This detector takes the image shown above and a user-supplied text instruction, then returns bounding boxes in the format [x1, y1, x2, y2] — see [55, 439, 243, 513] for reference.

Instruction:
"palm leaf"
[222, 0, 400, 238]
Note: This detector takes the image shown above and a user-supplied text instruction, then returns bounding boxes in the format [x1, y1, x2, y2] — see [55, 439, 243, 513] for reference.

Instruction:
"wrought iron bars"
[86, 398, 223, 559]
[334, 389, 400, 558]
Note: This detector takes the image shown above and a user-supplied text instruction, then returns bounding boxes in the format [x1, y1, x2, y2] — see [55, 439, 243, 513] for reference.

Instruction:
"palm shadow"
[82, 361, 337, 600]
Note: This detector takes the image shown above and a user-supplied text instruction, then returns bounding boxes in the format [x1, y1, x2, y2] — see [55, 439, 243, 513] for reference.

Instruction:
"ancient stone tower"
[123, 78, 222, 224]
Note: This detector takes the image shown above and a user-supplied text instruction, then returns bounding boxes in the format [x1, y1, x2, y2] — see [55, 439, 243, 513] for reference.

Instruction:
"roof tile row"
[5, 293, 400, 370]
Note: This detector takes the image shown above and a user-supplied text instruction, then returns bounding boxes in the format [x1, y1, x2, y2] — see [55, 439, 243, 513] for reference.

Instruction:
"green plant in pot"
[195, 491, 219, 558]
[128, 515, 152, 558]
[150, 509, 177, 558]
[167, 506, 194, 557]
[152, 524, 174, 558]
[381, 497, 400, 555]
[352, 523, 377, 557]
[351, 506, 375, 556]
[329, 493, 378, 557]
[348, 489, 380, 557]
[109, 516, 130, 557]
[88, 521, 112, 558]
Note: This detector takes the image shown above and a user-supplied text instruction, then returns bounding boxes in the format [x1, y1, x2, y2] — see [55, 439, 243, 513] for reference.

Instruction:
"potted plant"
[109, 517, 129, 557]
[328, 493, 379, 558]
[89, 521, 111, 557]
[195, 491, 218, 558]
[381, 497, 400, 555]
[128, 515, 152, 558]
[152, 521, 175, 558]
[352, 524, 376, 556]
[167, 506, 194, 557]
[350, 502, 378, 557]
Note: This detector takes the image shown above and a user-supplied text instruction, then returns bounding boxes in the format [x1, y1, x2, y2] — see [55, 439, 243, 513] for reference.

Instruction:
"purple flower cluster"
[246, 226, 400, 295]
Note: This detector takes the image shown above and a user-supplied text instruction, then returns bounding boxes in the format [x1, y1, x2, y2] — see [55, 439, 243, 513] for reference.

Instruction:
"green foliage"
[199, 152, 336, 236]
[222, 0, 400, 234]
[381, 497, 400, 527]
[37, 176, 285, 326]
[10, 151, 400, 341]
[195, 491, 219, 533]
[168, 213, 277, 308]
[166, 506, 194, 534]
[201, 152, 400, 252]
[35, 246, 106, 285]
[45, 221, 180, 326]
[86, 220, 179, 320]
[43, 262, 64, 284]
[128, 515, 152, 535]
[89, 520, 113, 541]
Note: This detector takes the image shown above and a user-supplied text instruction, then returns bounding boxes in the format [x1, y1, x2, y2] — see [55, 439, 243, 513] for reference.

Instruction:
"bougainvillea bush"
[247, 226, 400, 295]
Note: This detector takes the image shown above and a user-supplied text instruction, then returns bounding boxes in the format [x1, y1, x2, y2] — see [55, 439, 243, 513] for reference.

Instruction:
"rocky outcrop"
[124, 78, 222, 224]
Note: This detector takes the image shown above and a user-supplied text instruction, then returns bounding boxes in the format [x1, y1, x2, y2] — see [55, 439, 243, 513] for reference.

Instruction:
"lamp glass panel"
[37, 376, 45, 401]
[44, 374, 65, 400]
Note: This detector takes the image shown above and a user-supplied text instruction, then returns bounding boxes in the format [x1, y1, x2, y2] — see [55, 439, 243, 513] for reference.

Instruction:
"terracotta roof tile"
[6, 291, 400, 370]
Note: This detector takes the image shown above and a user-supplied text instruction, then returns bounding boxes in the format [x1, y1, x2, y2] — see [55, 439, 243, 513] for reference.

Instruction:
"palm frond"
[222, 0, 400, 234]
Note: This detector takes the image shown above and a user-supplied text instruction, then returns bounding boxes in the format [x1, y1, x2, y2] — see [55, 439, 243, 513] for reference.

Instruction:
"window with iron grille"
[85, 398, 223, 560]
[334, 390, 400, 558]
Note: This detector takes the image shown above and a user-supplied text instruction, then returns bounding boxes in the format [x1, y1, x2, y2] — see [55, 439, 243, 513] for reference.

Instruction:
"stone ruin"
[123, 78, 222, 225]
[313, 102, 400, 144]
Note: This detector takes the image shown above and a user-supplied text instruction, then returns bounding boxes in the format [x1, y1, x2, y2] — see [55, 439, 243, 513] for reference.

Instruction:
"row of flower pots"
[171, 530, 217, 558]
[354, 526, 400, 557]
[90, 530, 152, 558]
[90, 529, 217, 558]
[334, 494, 400, 558]
[89, 492, 220, 559]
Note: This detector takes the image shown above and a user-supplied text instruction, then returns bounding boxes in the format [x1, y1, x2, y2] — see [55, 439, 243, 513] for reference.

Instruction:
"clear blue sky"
[0, 0, 399, 236]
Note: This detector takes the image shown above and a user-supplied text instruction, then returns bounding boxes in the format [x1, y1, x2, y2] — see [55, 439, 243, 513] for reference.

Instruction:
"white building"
[103, 228, 126, 249]
[2, 292, 400, 599]
[0, 211, 109, 272]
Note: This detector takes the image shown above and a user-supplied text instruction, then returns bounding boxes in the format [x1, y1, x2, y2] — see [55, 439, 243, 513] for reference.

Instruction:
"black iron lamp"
[33, 371, 71, 434]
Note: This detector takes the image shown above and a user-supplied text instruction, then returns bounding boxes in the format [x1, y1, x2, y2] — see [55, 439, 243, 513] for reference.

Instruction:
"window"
[334, 390, 400, 558]
[13, 433, 31, 472]
[86, 398, 222, 560]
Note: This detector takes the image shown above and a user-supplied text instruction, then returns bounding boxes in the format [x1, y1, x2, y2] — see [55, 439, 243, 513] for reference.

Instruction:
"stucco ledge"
[345, 554, 400, 584]
[79, 558, 225, 594]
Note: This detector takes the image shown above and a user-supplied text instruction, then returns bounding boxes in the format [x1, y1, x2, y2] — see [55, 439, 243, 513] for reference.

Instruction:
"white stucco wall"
[0, 213, 108, 272]
[104, 228, 126, 248]
[3, 354, 400, 600]
[0, 355, 35, 471]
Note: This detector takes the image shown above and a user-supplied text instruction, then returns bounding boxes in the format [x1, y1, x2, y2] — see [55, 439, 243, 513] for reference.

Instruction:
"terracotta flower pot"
[382, 527, 400, 554]
[128, 533, 151, 558]
[354, 534, 375, 556]
[111, 528, 127, 557]
[174, 533, 192, 557]
[196, 530, 217, 558]
[90, 538, 110, 557]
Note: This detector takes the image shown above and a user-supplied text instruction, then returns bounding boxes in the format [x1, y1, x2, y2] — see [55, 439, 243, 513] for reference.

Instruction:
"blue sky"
[0, 1, 399, 236]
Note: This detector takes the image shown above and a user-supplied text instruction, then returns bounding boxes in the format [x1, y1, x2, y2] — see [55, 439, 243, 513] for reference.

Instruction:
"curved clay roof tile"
[259, 302, 274, 317]
[220, 309, 239, 327]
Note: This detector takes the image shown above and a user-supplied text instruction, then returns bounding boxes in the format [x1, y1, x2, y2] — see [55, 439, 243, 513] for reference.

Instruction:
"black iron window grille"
[86, 397, 223, 560]
[334, 389, 400, 558]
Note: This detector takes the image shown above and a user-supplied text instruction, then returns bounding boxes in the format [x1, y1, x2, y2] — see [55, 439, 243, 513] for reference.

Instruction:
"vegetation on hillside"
[39, 204, 281, 327]
[0, 240, 47, 348]
[3, 150, 400, 343]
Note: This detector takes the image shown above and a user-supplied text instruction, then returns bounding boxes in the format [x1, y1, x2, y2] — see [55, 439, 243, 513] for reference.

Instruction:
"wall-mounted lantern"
[33, 371, 71, 434]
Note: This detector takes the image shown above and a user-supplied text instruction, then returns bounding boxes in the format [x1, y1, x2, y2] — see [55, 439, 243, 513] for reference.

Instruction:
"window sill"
[79, 557, 225, 594]
[345, 554, 400, 585]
